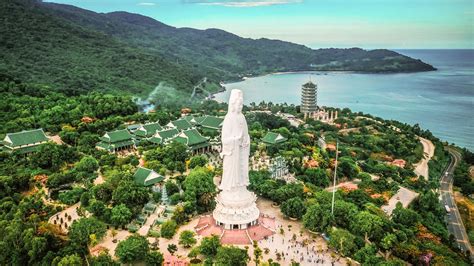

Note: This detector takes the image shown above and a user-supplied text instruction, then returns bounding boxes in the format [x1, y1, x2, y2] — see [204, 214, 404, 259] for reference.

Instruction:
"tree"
[115, 235, 149, 264]
[392, 203, 419, 227]
[88, 199, 109, 222]
[112, 180, 149, 212]
[146, 251, 164, 266]
[380, 233, 398, 259]
[215, 246, 249, 266]
[199, 235, 221, 258]
[167, 244, 178, 254]
[179, 230, 197, 248]
[57, 254, 82, 266]
[353, 244, 382, 265]
[417, 190, 445, 218]
[111, 204, 133, 228]
[280, 197, 306, 219]
[171, 205, 189, 225]
[188, 247, 200, 261]
[80, 191, 90, 207]
[75, 156, 99, 173]
[338, 156, 360, 179]
[328, 228, 357, 256]
[303, 203, 333, 232]
[350, 211, 384, 242]
[160, 220, 177, 239]
[189, 155, 208, 169]
[303, 168, 330, 187]
[164, 181, 180, 195]
[253, 245, 262, 266]
[169, 193, 181, 205]
[183, 167, 216, 213]
[166, 141, 189, 163]
[272, 183, 305, 204]
[68, 217, 107, 254]
[90, 253, 119, 266]
[31, 143, 78, 171]
[333, 200, 358, 228]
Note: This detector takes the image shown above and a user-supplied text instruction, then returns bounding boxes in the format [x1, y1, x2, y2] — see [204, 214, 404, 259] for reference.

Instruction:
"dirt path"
[413, 137, 435, 180]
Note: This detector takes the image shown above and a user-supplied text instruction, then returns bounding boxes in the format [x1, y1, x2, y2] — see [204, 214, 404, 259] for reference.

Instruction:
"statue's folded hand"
[220, 151, 232, 158]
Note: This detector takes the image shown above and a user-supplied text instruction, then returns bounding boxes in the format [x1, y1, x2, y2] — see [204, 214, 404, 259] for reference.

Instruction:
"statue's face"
[236, 94, 243, 113]
[229, 90, 243, 114]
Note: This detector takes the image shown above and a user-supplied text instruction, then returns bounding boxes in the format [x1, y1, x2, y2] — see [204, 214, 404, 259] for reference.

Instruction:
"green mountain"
[0, 0, 435, 95]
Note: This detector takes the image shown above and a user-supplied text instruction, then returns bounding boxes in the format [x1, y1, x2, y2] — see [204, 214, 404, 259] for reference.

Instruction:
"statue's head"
[228, 89, 243, 114]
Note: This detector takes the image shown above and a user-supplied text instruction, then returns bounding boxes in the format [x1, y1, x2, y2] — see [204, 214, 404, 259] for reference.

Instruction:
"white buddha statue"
[213, 89, 260, 230]
[219, 89, 250, 191]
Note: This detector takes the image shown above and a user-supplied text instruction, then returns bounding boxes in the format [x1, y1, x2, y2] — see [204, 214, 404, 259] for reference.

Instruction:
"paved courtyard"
[48, 203, 84, 233]
[382, 186, 419, 216]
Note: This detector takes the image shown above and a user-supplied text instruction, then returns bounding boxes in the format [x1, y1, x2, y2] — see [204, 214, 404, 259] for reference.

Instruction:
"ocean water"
[215, 50, 474, 150]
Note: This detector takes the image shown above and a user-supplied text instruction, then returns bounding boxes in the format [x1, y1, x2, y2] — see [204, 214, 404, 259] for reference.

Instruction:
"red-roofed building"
[389, 159, 406, 168]
[326, 143, 336, 151]
[340, 182, 358, 191]
[81, 116, 95, 123]
[304, 159, 319, 168]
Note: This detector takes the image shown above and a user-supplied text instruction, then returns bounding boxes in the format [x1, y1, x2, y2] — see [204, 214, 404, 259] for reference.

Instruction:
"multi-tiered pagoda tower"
[301, 81, 318, 119]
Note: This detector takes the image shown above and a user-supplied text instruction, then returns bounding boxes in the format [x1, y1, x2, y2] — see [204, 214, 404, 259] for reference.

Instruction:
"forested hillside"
[0, 0, 435, 96]
[0, 0, 203, 95]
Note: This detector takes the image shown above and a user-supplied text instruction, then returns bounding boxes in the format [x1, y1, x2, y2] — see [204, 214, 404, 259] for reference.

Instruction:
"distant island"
[0, 0, 435, 96]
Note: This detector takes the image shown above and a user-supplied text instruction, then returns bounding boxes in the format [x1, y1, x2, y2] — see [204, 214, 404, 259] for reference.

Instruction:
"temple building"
[262, 132, 287, 145]
[149, 128, 180, 145]
[133, 167, 164, 191]
[96, 129, 136, 153]
[134, 122, 163, 139]
[300, 81, 318, 119]
[1, 129, 49, 154]
[166, 118, 193, 131]
[198, 115, 224, 133]
[173, 129, 211, 154]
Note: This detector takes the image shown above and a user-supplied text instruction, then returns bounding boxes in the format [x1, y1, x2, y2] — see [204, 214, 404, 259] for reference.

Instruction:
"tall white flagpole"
[331, 140, 338, 215]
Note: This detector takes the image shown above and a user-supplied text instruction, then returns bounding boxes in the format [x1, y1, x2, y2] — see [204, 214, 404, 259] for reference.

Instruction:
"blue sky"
[46, 0, 473, 49]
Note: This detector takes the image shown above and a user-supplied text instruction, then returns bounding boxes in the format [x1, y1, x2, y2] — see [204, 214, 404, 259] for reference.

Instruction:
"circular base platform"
[195, 214, 276, 245]
[212, 187, 260, 230]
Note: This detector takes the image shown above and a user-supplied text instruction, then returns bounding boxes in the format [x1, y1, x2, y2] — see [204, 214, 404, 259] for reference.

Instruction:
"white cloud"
[186, 0, 302, 8]
[138, 2, 157, 6]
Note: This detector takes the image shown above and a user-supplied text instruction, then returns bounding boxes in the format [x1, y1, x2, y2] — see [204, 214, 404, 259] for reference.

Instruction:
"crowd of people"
[258, 225, 344, 265]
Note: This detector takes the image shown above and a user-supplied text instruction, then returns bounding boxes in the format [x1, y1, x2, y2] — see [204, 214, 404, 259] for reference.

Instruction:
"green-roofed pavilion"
[134, 167, 164, 187]
[149, 128, 179, 145]
[167, 119, 193, 131]
[96, 129, 135, 153]
[183, 115, 198, 125]
[199, 116, 224, 131]
[2, 129, 49, 153]
[193, 116, 206, 124]
[173, 129, 210, 154]
[262, 132, 287, 145]
[134, 122, 163, 138]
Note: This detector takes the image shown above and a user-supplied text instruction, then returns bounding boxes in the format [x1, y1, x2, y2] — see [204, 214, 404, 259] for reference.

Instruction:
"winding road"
[440, 147, 473, 261]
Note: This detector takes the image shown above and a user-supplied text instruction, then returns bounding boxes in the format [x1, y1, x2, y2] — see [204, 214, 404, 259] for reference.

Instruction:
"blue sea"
[215, 50, 474, 150]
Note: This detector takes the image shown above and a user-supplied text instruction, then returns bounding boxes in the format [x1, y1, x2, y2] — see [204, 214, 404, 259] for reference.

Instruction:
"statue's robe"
[219, 112, 250, 191]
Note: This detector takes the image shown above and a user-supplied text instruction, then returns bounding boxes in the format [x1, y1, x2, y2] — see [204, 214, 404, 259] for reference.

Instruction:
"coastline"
[222, 67, 437, 86]
[213, 67, 437, 99]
